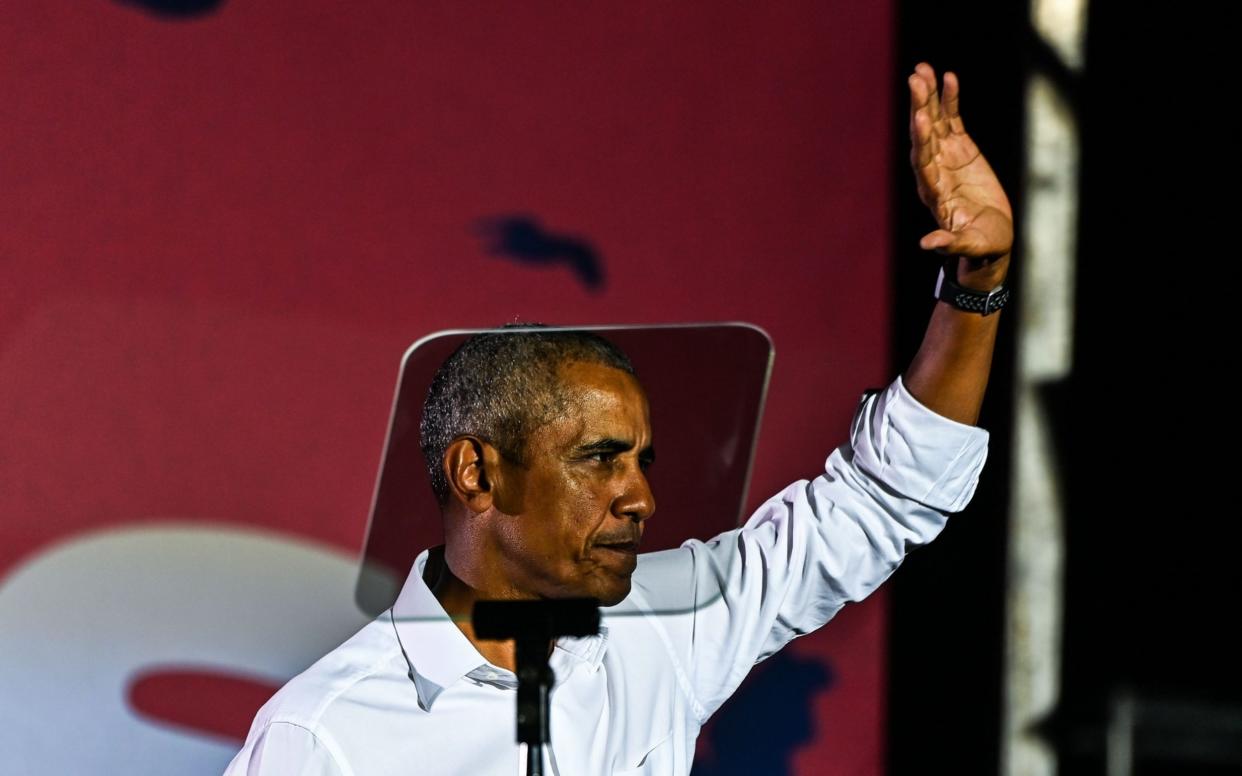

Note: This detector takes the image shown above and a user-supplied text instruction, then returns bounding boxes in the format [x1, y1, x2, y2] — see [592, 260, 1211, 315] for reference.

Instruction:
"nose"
[613, 465, 655, 525]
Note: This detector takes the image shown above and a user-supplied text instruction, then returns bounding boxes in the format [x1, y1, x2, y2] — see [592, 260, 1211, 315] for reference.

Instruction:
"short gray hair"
[419, 325, 636, 505]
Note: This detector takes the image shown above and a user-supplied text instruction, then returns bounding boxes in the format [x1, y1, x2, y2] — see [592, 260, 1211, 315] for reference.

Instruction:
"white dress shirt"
[224, 376, 988, 775]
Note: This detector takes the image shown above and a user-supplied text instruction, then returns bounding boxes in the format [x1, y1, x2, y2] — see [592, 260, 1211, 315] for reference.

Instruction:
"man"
[225, 61, 1011, 775]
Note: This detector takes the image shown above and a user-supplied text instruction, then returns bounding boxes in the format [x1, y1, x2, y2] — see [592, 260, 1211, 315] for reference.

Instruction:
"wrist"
[951, 253, 1010, 291]
[935, 258, 1011, 316]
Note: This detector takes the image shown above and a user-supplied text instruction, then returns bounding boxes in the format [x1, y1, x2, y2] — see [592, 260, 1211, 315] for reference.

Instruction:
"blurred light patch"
[1033, 0, 1088, 70]
[1002, 14, 1083, 776]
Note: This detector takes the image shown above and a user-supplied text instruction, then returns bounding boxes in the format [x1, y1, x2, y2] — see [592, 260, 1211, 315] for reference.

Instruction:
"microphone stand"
[473, 598, 600, 776]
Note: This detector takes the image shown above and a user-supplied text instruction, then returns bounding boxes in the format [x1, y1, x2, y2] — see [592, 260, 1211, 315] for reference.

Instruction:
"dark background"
[889, 2, 1240, 773]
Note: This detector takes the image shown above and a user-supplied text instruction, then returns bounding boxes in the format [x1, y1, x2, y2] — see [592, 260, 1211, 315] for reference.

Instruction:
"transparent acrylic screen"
[356, 324, 774, 618]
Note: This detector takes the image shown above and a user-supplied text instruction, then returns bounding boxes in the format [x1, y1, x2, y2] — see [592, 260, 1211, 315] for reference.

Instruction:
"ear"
[443, 436, 499, 514]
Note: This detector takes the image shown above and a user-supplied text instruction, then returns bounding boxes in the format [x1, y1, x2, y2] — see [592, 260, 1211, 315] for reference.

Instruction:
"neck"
[424, 545, 552, 674]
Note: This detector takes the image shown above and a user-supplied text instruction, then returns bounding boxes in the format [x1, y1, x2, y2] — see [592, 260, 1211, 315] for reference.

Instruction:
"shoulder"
[604, 546, 708, 670]
[224, 719, 350, 776]
[248, 613, 409, 739]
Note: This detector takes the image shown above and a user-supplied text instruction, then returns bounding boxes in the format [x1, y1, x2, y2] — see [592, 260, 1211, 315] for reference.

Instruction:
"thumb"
[919, 229, 956, 253]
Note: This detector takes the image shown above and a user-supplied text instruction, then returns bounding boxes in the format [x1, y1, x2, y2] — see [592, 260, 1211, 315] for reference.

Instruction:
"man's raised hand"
[908, 62, 1012, 289]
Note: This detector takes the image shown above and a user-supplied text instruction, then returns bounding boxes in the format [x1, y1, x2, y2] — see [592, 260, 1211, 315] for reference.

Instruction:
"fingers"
[911, 110, 935, 170]
[942, 71, 966, 135]
[907, 69, 928, 137]
[909, 74, 938, 166]
[914, 62, 947, 137]
[914, 63, 939, 121]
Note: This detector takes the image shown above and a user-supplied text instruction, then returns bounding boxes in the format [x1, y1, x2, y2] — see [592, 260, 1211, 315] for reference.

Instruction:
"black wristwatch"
[934, 263, 1010, 316]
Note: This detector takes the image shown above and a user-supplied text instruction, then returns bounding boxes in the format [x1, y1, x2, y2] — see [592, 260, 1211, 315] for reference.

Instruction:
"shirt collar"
[390, 546, 610, 712]
[554, 624, 610, 669]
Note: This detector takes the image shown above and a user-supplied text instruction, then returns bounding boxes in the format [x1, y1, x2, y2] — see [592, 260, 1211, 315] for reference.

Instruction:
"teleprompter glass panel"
[355, 323, 773, 618]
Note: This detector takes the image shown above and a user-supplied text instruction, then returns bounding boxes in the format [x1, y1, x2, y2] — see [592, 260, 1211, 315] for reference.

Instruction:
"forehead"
[540, 360, 651, 446]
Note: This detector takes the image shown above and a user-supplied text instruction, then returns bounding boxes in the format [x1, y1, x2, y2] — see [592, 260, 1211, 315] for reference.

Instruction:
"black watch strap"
[934, 263, 1010, 316]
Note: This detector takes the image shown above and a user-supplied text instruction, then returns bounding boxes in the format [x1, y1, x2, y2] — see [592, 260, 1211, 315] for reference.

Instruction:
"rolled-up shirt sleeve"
[630, 375, 989, 723]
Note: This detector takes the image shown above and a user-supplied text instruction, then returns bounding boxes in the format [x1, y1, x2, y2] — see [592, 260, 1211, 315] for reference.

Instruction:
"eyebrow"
[575, 437, 656, 465]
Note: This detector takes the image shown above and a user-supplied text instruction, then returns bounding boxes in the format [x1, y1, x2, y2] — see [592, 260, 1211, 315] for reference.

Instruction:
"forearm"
[902, 254, 1009, 426]
[666, 377, 989, 721]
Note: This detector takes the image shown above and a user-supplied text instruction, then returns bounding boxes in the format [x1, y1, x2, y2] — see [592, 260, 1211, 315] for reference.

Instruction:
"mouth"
[595, 541, 638, 553]
[592, 538, 640, 559]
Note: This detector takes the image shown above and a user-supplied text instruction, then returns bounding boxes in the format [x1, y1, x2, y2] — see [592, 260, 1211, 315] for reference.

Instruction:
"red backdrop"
[0, 2, 897, 773]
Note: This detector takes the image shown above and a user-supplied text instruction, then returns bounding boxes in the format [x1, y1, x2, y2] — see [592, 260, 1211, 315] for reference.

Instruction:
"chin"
[595, 577, 632, 607]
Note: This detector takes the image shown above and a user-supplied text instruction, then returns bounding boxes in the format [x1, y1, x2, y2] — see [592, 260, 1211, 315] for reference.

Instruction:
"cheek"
[559, 474, 610, 544]
[517, 468, 614, 568]
[514, 477, 595, 555]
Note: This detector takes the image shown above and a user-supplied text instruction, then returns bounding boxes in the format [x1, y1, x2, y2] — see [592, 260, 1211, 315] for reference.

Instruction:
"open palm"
[909, 62, 1013, 265]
